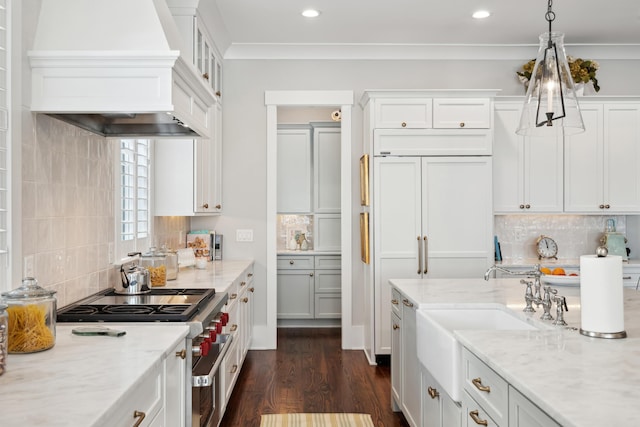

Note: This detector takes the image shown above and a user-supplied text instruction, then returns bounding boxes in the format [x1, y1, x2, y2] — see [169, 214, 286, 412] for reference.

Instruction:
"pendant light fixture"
[516, 0, 584, 136]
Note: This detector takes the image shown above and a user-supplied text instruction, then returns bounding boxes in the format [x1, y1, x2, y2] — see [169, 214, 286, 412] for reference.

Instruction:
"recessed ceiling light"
[302, 9, 320, 18]
[472, 10, 491, 19]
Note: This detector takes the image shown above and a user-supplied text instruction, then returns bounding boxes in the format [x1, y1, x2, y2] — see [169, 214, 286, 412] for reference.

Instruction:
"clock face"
[536, 236, 558, 259]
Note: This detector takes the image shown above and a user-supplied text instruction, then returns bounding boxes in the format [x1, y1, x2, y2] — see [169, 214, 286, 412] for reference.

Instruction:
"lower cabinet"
[422, 367, 461, 427]
[277, 254, 341, 320]
[165, 339, 188, 426]
[462, 348, 559, 427]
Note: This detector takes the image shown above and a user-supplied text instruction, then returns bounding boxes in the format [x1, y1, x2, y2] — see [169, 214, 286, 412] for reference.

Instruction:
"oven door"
[192, 334, 232, 427]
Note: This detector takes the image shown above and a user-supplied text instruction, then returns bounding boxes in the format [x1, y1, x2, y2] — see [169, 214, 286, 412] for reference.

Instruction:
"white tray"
[541, 272, 580, 287]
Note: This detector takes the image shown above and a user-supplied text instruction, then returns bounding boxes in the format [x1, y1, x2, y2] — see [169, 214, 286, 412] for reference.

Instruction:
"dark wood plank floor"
[220, 328, 410, 427]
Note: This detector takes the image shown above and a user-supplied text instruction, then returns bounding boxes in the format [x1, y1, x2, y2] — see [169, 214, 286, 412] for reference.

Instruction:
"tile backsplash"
[494, 214, 627, 260]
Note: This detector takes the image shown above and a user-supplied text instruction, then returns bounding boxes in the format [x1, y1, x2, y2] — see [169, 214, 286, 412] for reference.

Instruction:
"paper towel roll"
[579, 254, 626, 338]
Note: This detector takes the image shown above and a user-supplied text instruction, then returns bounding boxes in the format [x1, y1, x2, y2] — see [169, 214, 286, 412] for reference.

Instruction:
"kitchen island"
[391, 277, 640, 426]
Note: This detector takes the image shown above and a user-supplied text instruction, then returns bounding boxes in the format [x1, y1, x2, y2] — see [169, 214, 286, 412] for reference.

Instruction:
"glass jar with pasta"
[1, 277, 56, 354]
[140, 248, 167, 287]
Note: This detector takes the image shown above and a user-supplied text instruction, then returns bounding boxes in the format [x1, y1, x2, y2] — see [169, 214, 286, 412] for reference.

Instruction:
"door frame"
[265, 90, 356, 349]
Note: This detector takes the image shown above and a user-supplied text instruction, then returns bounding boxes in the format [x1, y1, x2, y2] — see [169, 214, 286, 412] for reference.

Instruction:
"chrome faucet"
[484, 264, 543, 313]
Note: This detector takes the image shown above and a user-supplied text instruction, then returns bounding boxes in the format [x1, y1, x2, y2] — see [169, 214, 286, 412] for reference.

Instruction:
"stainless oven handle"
[192, 334, 233, 387]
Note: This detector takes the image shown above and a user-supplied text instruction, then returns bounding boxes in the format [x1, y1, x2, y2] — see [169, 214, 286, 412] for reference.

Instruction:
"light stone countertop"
[0, 324, 190, 427]
[164, 259, 254, 292]
[390, 277, 640, 427]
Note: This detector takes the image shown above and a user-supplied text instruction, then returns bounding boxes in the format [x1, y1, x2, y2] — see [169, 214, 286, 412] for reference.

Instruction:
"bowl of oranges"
[540, 266, 580, 286]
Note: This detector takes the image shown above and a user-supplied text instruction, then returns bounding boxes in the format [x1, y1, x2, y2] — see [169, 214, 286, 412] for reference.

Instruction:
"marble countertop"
[497, 258, 640, 268]
[165, 259, 253, 292]
[390, 277, 640, 427]
[277, 250, 341, 256]
[0, 324, 189, 427]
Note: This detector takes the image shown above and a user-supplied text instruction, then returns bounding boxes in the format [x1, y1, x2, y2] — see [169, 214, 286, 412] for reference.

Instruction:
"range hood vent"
[28, 0, 215, 138]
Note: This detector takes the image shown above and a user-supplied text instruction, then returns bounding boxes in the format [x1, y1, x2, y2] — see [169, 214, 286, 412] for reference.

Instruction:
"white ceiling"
[214, 0, 640, 58]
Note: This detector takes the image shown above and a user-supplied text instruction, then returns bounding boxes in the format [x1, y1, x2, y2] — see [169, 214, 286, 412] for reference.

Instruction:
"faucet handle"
[552, 295, 568, 326]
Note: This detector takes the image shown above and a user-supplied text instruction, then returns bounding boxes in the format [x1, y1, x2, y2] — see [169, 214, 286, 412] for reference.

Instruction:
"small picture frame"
[360, 154, 370, 206]
[360, 212, 370, 264]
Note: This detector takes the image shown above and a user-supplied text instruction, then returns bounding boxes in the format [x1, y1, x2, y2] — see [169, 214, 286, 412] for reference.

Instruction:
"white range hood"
[28, 0, 215, 138]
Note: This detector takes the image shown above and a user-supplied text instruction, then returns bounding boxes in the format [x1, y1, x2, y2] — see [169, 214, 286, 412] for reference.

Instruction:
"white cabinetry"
[313, 126, 341, 213]
[165, 339, 188, 426]
[391, 288, 402, 411]
[565, 102, 640, 213]
[154, 136, 222, 216]
[373, 156, 492, 355]
[432, 98, 491, 129]
[493, 101, 563, 213]
[277, 254, 341, 321]
[422, 367, 461, 427]
[400, 296, 420, 427]
[277, 127, 313, 213]
[508, 387, 560, 427]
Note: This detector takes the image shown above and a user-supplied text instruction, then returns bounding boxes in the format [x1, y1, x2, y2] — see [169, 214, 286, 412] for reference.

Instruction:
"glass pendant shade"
[517, 32, 585, 136]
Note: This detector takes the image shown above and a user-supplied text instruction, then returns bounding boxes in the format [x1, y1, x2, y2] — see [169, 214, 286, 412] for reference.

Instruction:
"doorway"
[265, 91, 356, 349]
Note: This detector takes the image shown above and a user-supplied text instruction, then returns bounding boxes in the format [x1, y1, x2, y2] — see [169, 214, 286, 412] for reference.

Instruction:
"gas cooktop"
[57, 288, 217, 323]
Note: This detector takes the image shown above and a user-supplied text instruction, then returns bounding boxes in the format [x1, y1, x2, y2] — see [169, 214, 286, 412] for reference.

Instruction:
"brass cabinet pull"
[310, 273, 314, 277]
[240, 281, 246, 286]
[249, 287, 255, 293]
[472, 377, 491, 393]
[402, 298, 414, 308]
[427, 386, 439, 399]
[525, 204, 531, 209]
[231, 364, 238, 374]
[423, 235, 428, 274]
[215, 91, 221, 97]
[459, 122, 465, 128]
[202, 72, 209, 80]
[242, 297, 249, 303]
[519, 204, 525, 209]
[248, 273, 253, 278]
[289, 260, 295, 265]
[230, 324, 238, 332]
[605, 204, 610, 209]
[215, 204, 222, 209]
[417, 236, 422, 274]
[401, 122, 407, 127]
[203, 203, 209, 209]
[391, 299, 399, 305]
[175, 349, 186, 359]
[599, 204, 605, 209]
[133, 410, 146, 427]
[393, 323, 400, 330]
[230, 293, 237, 299]
[469, 410, 488, 426]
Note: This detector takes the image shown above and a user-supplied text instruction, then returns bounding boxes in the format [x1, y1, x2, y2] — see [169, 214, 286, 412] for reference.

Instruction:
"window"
[115, 139, 152, 260]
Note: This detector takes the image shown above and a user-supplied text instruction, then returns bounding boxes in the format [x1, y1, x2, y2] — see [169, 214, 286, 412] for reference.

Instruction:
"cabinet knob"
[401, 122, 407, 127]
[240, 281, 246, 287]
[215, 204, 222, 209]
[427, 386, 439, 399]
[202, 72, 209, 80]
[393, 323, 400, 330]
[175, 349, 186, 359]
[309, 273, 314, 277]
[605, 204, 610, 209]
[289, 260, 294, 265]
[203, 203, 209, 209]
[242, 297, 249, 303]
[525, 204, 531, 209]
[216, 91, 221, 97]
[249, 287, 255, 293]
[599, 204, 605, 209]
[519, 204, 525, 209]
[459, 122, 465, 128]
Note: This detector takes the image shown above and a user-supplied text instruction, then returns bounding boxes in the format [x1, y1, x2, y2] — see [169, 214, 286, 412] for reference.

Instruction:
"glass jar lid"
[142, 246, 166, 260]
[1, 277, 56, 300]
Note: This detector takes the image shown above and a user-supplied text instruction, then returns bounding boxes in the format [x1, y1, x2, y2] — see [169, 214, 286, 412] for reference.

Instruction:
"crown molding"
[223, 43, 640, 61]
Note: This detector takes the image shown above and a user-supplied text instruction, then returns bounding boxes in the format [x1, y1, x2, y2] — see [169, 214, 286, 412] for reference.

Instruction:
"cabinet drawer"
[109, 367, 163, 427]
[462, 348, 508, 426]
[462, 390, 500, 427]
[315, 293, 341, 318]
[508, 386, 560, 427]
[391, 288, 402, 318]
[433, 98, 491, 129]
[223, 339, 240, 403]
[374, 98, 433, 129]
[374, 129, 492, 156]
[277, 256, 314, 269]
[314, 269, 341, 293]
[315, 255, 341, 269]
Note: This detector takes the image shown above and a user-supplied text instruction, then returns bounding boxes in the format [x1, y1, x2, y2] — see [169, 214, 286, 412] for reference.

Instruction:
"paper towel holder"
[579, 329, 627, 339]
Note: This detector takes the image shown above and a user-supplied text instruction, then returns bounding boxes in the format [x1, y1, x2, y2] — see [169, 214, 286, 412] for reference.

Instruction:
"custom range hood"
[28, 0, 214, 138]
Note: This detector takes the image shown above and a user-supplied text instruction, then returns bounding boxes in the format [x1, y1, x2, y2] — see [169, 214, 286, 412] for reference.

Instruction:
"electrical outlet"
[236, 229, 254, 242]
[514, 227, 526, 242]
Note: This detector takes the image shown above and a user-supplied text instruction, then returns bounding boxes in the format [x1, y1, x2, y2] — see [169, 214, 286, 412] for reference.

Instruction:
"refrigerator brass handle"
[423, 235, 428, 274]
[469, 410, 488, 426]
[417, 236, 422, 275]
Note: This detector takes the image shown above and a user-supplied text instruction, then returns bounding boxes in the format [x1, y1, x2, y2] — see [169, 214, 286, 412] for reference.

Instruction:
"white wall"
[192, 57, 640, 334]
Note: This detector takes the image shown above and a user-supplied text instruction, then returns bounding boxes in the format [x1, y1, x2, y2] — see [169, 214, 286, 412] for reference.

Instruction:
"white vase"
[574, 83, 585, 96]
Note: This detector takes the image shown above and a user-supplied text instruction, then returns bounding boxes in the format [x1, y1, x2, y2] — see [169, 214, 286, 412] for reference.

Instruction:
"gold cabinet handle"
[289, 260, 294, 265]
[427, 386, 439, 399]
[203, 203, 209, 209]
[469, 410, 488, 426]
[605, 204, 610, 209]
[230, 324, 238, 332]
[401, 122, 407, 127]
[249, 287, 255, 293]
[391, 299, 399, 305]
[230, 293, 237, 299]
[519, 204, 525, 209]
[133, 410, 146, 427]
[392, 323, 400, 330]
[231, 364, 238, 374]
[216, 91, 221, 97]
[248, 273, 253, 278]
[240, 281, 246, 286]
[417, 235, 422, 274]
[423, 235, 428, 274]
[215, 204, 222, 209]
[402, 298, 414, 308]
[242, 297, 249, 303]
[175, 349, 186, 359]
[310, 273, 314, 277]
[472, 377, 491, 393]
[202, 72, 209, 80]
[525, 204, 531, 209]
[459, 122, 465, 128]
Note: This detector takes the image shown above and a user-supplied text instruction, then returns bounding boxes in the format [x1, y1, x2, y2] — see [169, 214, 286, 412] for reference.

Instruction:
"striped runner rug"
[260, 413, 374, 426]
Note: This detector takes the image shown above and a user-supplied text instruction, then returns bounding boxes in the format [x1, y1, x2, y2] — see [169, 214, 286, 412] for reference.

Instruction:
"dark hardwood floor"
[220, 328, 410, 427]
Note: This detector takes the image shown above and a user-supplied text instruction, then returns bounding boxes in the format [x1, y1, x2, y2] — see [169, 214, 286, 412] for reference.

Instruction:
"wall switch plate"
[236, 229, 254, 242]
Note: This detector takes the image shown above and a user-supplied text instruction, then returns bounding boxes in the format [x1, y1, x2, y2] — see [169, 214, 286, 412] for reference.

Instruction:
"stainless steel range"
[57, 288, 231, 427]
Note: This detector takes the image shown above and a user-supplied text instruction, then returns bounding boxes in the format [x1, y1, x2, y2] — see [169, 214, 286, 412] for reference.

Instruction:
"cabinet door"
[210, 103, 223, 213]
[523, 129, 564, 213]
[314, 269, 341, 293]
[432, 98, 491, 129]
[508, 386, 560, 427]
[154, 139, 195, 216]
[603, 104, 640, 212]
[277, 128, 312, 213]
[374, 98, 433, 128]
[314, 214, 341, 252]
[422, 368, 442, 427]
[401, 300, 421, 427]
[391, 311, 402, 411]
[564, 104, 604, 212]
[422, 157, 493, 278]
[493, 103, 525, 213]
[165, 339, 187, 427]
[194, 137, 216, 213]
[314, 293, 341, 318]
[313, 127, 341, 213]
[373, 157, 422, 355]
[276, 270, 314, 319]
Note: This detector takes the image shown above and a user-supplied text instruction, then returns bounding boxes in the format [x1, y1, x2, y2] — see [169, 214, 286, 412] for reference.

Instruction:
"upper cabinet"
[565, 102, 640, 213]
[374, 98, 433, 128]
[277, 127, 313, 213]
[313, 125, 341, 213]
[432, 98, 491, 129]
[493, 101, 563, 213]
